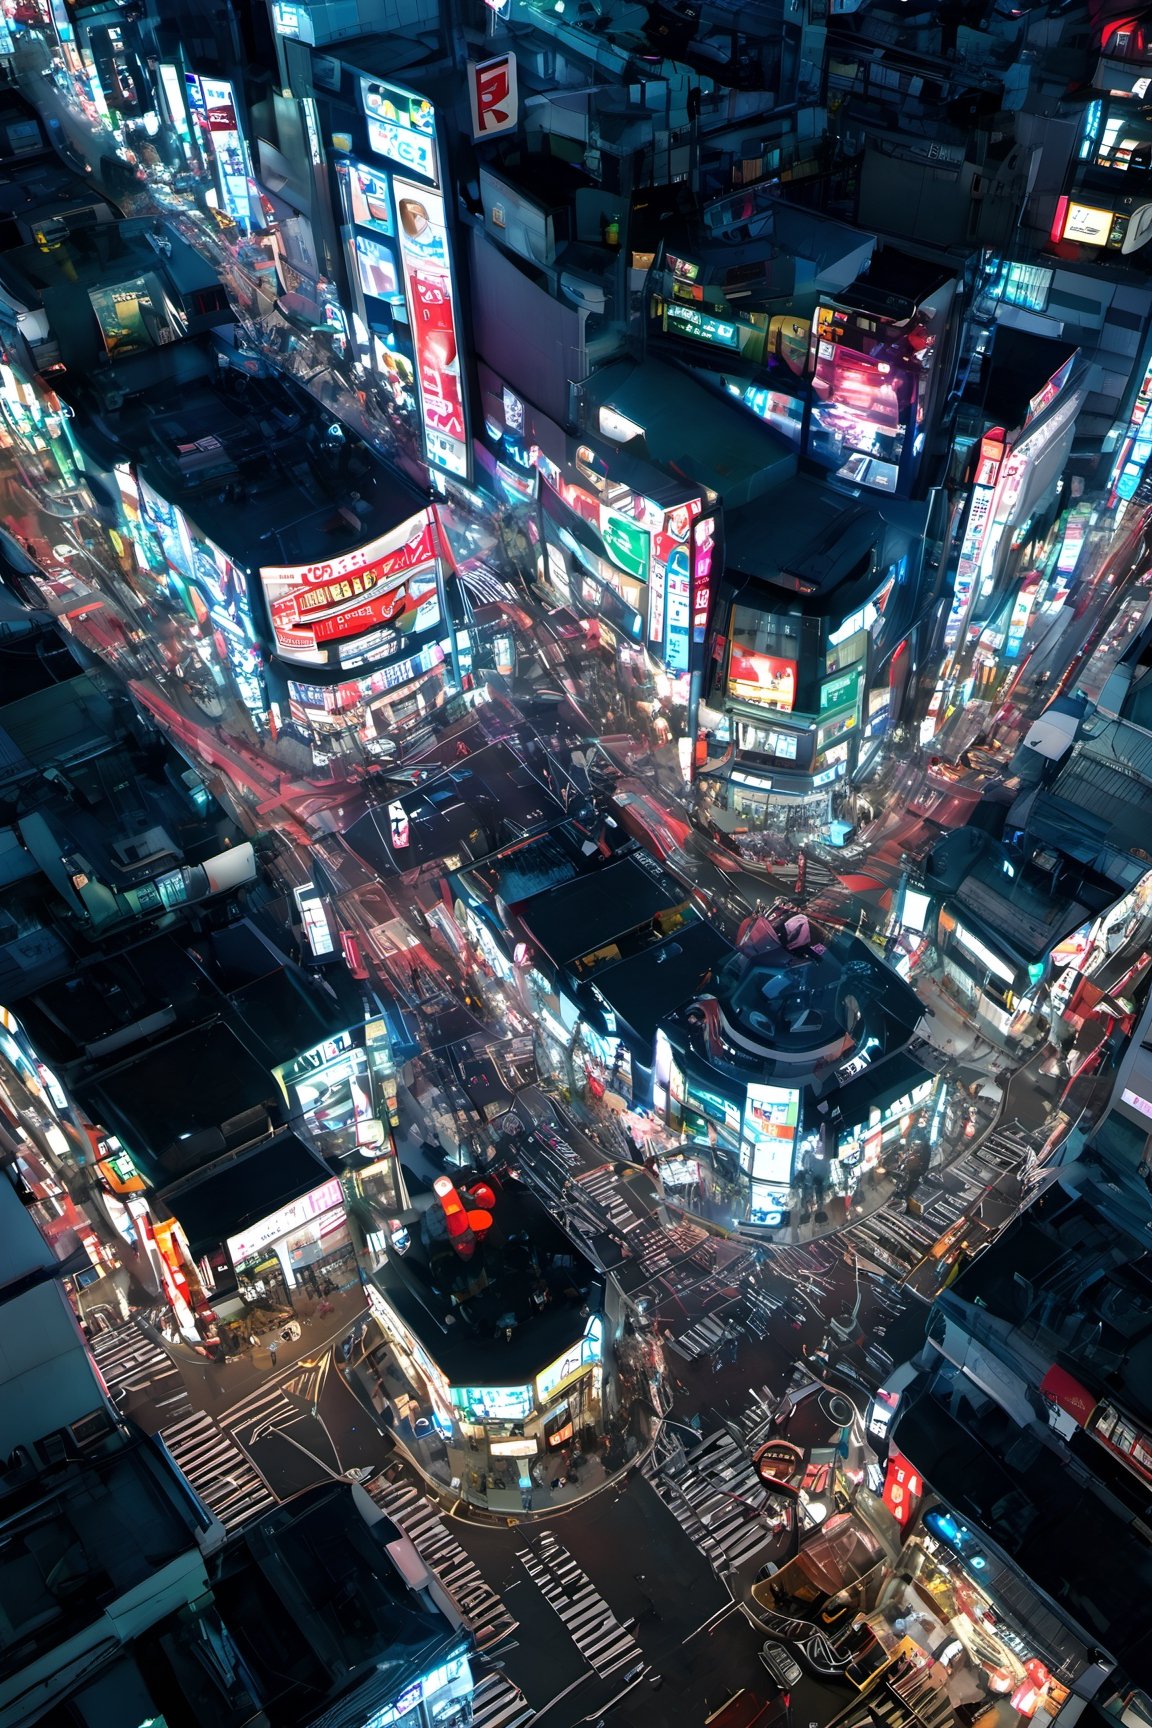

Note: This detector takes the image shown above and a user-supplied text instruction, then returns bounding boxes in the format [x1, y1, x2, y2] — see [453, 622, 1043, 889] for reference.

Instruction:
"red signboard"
[394, 179, 469, 480]
[882, 1450, 922, 1527]
[727, 646, 797, 712]
[261, 512, 439, 662]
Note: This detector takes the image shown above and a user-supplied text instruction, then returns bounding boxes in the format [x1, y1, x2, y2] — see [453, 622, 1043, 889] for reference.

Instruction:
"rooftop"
[78, 1020, 287, 1184]
[515, 849, 693, 971]
[212, 1483, 463, 1722]
[61, 333, 424, 582]
[582, 357, 796, 508]
[376, 1174, 595, 1387]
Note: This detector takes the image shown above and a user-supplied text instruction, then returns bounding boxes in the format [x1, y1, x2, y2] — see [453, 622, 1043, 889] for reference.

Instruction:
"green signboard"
[819, 665, 863, 715]
[600, 510, 650, 583]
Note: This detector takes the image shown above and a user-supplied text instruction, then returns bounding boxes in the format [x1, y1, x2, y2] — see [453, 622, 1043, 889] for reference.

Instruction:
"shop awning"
[163, 1132, 332, 1258]
[1040, 1364, 1098, 1427]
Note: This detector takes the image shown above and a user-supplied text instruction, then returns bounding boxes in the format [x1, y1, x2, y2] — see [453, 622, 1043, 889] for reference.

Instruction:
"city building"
[885, 1176, 1152, 1706]
[0, 1154, 474, 1728]
[0, 1161, 230, 1728]
[0, 665, 253, 1003]
[657, 910, 933, 1230]
[360, 1172, 616, 1494]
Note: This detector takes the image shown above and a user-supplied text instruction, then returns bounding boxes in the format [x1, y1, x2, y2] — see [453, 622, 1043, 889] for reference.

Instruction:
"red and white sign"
[469, 53, 518, 139]
[261, 511, 439, 663]
[882, 1450, 922, 1526]
[394, 179, 469, 480]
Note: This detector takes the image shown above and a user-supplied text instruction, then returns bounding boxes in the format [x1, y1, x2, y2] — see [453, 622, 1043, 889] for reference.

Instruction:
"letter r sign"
[469, 54, 518, 138]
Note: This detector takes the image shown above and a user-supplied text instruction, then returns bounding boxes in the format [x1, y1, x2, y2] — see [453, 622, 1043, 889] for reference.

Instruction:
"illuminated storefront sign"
[450, 1384, 535, 1422]
[362, 77, 438, 185]
[952, 922, 1015, 984]
[468, 53, 518, 138]
[727, 647, 797, 712]
[692, 515, 715, 645]
[664, 303, 741, 350]
[260, 511, 440, 663]
[882, 1450, 922, 1526]
[536, 1314, 604, 1404]
[1051, 196, 1117, 246]
[393, 178, 469, 479]
[227, 1179, 343, 1266]
[599, 507, 649, 582]
[740, 1084, 799, 1184]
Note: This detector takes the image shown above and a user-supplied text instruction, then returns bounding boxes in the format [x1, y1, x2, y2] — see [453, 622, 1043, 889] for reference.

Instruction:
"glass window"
[987, 260, 1052, 314]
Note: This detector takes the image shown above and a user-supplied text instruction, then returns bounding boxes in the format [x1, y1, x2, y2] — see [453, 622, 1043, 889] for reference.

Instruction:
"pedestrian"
[269, 1337, 278, 1368]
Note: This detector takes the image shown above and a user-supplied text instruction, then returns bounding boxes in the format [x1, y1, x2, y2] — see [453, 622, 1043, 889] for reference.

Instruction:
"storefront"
[364, 1282, 458, 1437]
[874, 1507, 1084, 1724]
[259, 507, 456, 764]
[227, 1177, 355, 1304]
[278, 1022, 400, 1163]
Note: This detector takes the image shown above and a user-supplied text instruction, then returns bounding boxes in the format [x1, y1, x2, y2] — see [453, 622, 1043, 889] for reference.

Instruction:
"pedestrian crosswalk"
[652, 1431, 778, 1576]
[470, 1671, 534, 1728]
[89, 1322, 278, 1530]
[158, 1409, 279, 1528]
[575, 1164, 645, 1235]
[664, 1309, 733, 1364]
[368, 1478, 518, 1651]
[516, 1530, 646, 1679]
[840, 1121, 1046, 1279]
[89, 1321, 193, 1421]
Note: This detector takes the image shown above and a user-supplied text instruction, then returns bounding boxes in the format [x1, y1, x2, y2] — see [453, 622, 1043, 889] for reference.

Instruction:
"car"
[758, 1642, 804, 1690]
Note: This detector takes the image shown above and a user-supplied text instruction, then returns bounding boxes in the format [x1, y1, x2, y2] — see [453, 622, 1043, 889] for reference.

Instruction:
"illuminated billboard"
[536, 1315, 603, 1405]
[819, 665, 863, 714]
[450, 1384, 534, 1422]
[355, 233, 401, 301]
[189, 74, 255, 230]
[89, 278, 168, 357]
[260, 510, 441, 665]
[393, 178, 469, 480]
[727, 646, 797, 712]
[362, 76, 438, 184]
[810, 339, 910, 494]
[347, 160, 394, 234]
[741, 1084, 799, 1185]
[227, 1178, 343, 1267]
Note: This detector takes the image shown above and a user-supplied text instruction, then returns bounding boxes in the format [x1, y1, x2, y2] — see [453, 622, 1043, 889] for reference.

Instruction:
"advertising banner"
[468, 53, 518, 139]
[741, 1084, 799, 1185]
[261, 511, 440, 663]
[727, 646, 797, 712]
[819, 665, 863, 715]
[664, 553, 691, 672]
[882, 1450, 922, 1526]
[599, 506, 649, 582]
[346, 159, 394, 235]
[194, 75, 254, 230]
[362, 77, 438, 185]
[692, 515, 715, 645]
[393, 178, 469, 480]
[228, 1178, 343, 1266]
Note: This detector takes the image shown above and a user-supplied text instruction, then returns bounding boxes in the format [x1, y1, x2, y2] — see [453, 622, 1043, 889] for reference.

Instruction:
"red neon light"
[1050, 196, 1069, 245]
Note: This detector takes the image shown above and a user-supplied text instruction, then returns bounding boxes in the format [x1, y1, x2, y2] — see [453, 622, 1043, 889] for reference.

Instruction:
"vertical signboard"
[188, 74, 255, 230]
[468, 53, 518, 139]
[361, 77, 438, 184]
[692, 514, 715, 649]
[393, 179, 469, 480]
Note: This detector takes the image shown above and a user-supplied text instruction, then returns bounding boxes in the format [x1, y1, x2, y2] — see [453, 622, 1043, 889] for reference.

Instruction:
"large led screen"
[727, 646, 797, 713]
